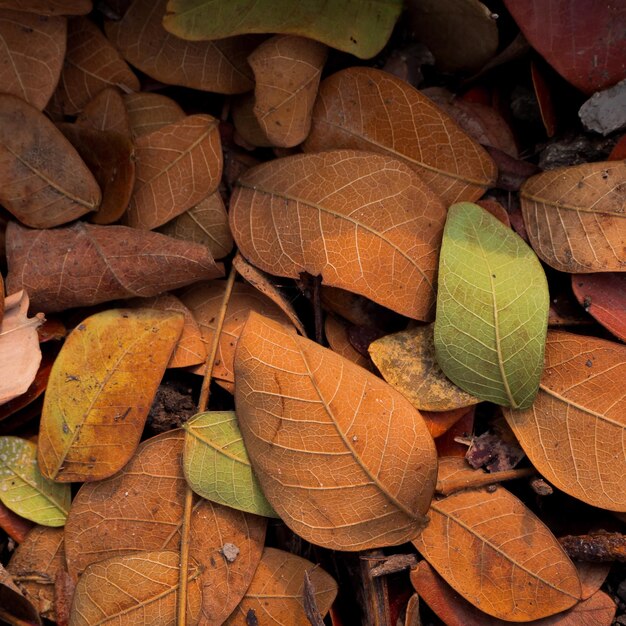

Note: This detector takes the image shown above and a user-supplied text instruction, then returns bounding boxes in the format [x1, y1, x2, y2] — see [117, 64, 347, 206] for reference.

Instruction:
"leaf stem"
[177, 485, 193, 626]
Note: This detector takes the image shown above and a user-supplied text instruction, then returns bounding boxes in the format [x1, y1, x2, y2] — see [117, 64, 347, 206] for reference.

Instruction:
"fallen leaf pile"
[0, 1, 624, 625]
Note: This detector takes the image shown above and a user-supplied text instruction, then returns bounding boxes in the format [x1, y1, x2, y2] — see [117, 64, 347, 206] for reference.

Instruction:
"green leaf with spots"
[434, 202, 549, 409]
[0, 437, 70, 527]
[183, 411, 278, 518]
[163, 0, 403, 59]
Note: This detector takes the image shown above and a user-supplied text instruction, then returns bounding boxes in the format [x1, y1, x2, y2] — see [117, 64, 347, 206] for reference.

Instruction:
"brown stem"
[559, 532, 626, 562]
[436, 467, 535, 497]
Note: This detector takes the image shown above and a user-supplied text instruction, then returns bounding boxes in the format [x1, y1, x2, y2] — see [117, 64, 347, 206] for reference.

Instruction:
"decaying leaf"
[0, 9, 66, 110]
[223, 547, 337, 625]
[235, 313, 437, 550]
[123, 92, 185, 139]
[412, 485, 581, 621]
[230, 150, 446, 320]
[0, 94, 101, 228]
[64, 430, 266, 624]
[369, 325, 480, 411]
[0, 563, 42, 626]
[248, 35, 328, 147]
[0, 291, 43, 405]
[125, 114, 222, 230]
[0, 437, 70, 526]
[505, 330, 626, 511]
[184, 411, 277, 517]
[6, 221, 224, 313]
[38, 309, 184, 482]
[304, 67, 497, 204]
[107, 0, 257, 94]
[69, 551, 203, 626]
[521, 161, 626, 273]
[76, 87, 131, 136]
[434, 202, 549, 409]
[163, 0, 403, 60]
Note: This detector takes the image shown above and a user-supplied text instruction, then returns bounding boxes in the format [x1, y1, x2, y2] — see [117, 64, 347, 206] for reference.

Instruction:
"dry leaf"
[232, 93, 274, 148]
[0, 94, 101, 228]
[0, 563, 42, 626]
[158, 192, 233, 261]
[69, 551, 203, 626]
[6, 221, 224, 313]
[235, 313, 437, 550]
[412, 485, 581, 621]
[369, 325, 480, 411]
[56, 17, 139, 116]
[58, 124, 136, 225]
[123, 92, 185, 139]
[505, 330, 626, 511]
[521, 161, 626, 273]
[106, 0, 256, 94]
[421, 406, 474, 439]
[0, 0, 90, 14]
[324, 315, 372, 370]
[76, 87, 131, 136]
[0, 10, 66, 110]
[0, 291, 43, 405]
[38, 309, 183, 482]
[223, 548, 337, 626]
[248, 35, 327, 148]
[230, 150, 446, 320]
[125, 114, 222, 230]
[64, 430, 266, 624]
[303, 67, 497, 204]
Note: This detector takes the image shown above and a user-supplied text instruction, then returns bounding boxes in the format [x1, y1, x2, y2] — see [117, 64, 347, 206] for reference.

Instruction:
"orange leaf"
[324, 315, 373, 371]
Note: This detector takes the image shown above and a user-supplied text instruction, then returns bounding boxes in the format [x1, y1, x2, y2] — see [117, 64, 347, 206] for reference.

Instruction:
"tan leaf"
[0, 0, 91, 14]
[230, 150, 446, 320]
[369, 325, 480, 411]
[6, 221, 224, 313]
[505, 330, 626, 511]
[77, 87, 131, 136]
[412, 485, 581, 621]
[224, 548, 337, 626]
[248, 35, 327, 148]
[55, 17, 139, 116]
[106, 0, 256, 94]
[0, 94, 101, 228]
[0, 291, 43, 405]
[324, 315, 373, 371]
[158, 191, 233, 261]
[181, 281, 294, 383]
[0, 10, 66, 110]
[64, 430, 267, 625]
[125, 114, 222, 230]
[69, 551, 203, 626]
[123, 92, 185, 139]
[303, 67, 497, 204]
[521, 161, 626, 272]
[235, 313, 437, 550]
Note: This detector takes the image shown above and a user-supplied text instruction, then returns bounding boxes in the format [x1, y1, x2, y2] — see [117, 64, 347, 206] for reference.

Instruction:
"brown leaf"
[230, 150, 446, 320]
[7, 527, 64, 622]
[232, 93, 274, 149]
[321, 286, 402, 329]
[303, 67, 497, 204]
[0, 501, 35, 543]
[0, 291, 43, 405]
[53, 569, 74, 626]
[0, 10, 66, 110]
[6, 221, 224, 313]
[248, 35, 327, 148]
[421, 406, 473, 439]
[64, 430, 266, 624]
[125, 114, 222, 230]
[223, 548, 337, 626]
[369, 325, 480, 411]
[0, 0, 91, 14]
[58, 124, 135, 225]
[505, 330, 626, 511]
[0, 94, 101, 228]
[181, 281, 294, 383]
[571, 273, 626, 342]
[69, 551, 203, 626]
[324, 315, 373, 371]
[521, 161, 626, 273]
[123, 92, 185, 139]
[0, 563, 42, 626]
[158, 191, 233, 261]
[476, 198, 511, 227]
[77, 87, 131, 136]
[235, 313, 437, 550]
[106, 0, 256, 94]
[412, 485, 581, 621]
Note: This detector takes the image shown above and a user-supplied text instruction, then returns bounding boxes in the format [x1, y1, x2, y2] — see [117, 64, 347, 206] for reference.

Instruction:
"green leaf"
[0, 437, 70, 527]
[163, 0, 403, 59]
[183, 411, 278, 518]
[434, 202, 549, 409]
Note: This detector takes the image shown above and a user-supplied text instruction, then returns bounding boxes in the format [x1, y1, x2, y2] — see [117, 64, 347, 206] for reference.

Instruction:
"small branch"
[369, 554, 419, 578]
[559, 532, 626, 562]
[436, 467, 535, 497]
[303, 570, 325, 626]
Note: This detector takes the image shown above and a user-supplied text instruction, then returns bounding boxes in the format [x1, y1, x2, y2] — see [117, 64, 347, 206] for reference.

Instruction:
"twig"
[559, 532, 626, 562]
[436, 467, 535, 497]
[369, 553, 419, 578]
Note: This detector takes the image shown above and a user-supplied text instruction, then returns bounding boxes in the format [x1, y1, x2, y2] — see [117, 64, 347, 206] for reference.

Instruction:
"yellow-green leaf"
[183, 411, 278, 518]
[0, 437, 70, 527]
[434, 202, 549, 409]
